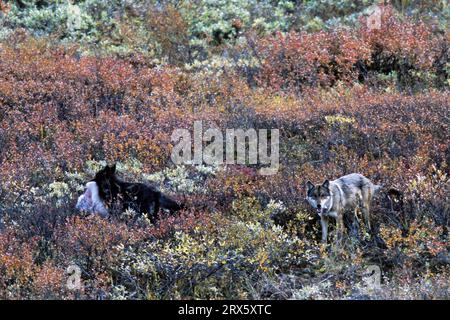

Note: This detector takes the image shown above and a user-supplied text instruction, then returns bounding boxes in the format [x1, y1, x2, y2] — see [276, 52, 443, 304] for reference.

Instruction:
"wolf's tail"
[159, 193, 185, 212]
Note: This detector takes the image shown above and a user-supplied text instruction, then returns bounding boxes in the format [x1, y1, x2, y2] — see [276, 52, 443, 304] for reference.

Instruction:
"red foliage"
[54, 216, 147, 270]
[256, 5, 445, 91]
[257, 30, 370, 90]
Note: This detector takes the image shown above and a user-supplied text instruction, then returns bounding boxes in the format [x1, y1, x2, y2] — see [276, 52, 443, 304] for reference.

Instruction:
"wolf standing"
[306, 173, 381, 244]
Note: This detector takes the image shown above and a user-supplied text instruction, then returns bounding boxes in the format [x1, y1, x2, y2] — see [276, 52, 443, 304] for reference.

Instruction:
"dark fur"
[92, 164, 184, 222]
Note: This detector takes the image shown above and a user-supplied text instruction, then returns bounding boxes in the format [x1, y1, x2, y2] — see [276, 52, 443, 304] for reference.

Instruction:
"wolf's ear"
[306, 181, 314, 191]
[322, 180, 330, 189]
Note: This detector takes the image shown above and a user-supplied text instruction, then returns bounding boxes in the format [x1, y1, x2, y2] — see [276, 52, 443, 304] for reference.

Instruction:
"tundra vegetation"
[0, 1, 448, 299]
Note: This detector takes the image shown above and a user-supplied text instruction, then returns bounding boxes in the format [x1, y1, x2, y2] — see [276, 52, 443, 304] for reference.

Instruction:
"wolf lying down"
[306, 173, 382, 244]
[76, 164, 184, 221]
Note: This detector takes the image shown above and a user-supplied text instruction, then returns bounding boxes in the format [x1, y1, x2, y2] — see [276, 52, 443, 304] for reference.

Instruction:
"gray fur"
[306, 173, 381, 244]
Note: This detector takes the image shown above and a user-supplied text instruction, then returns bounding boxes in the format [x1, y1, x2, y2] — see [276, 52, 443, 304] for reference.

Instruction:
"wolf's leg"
[361, 187, 372, 232]
[154, 199, 160, 217]
[362, 205, 371, 231]
[336, 213, 344, 246]
[146, 199, 160, 224]
[320, 216, 329, 243]
[354, 205, 360, 224]
[350, 207, 361, 240]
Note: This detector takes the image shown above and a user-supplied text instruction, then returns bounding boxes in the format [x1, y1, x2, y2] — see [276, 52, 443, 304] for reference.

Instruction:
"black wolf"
[92, 164, 184, 222]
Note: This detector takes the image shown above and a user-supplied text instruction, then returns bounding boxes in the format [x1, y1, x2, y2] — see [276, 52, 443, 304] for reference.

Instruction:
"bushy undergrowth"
[0, 2, 448, 299]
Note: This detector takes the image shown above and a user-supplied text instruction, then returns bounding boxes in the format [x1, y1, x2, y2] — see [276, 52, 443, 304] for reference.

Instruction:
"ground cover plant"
[0, 1, 448, 299]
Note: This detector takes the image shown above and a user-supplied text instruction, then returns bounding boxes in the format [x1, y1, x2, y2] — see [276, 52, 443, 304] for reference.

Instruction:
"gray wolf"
[90, 164, 184, 222]
[305, 173, 382, 244]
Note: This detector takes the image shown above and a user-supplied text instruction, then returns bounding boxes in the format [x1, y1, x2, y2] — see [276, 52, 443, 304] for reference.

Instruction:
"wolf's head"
[92, 164, 116, 200]
[305, 180, 332, 215]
